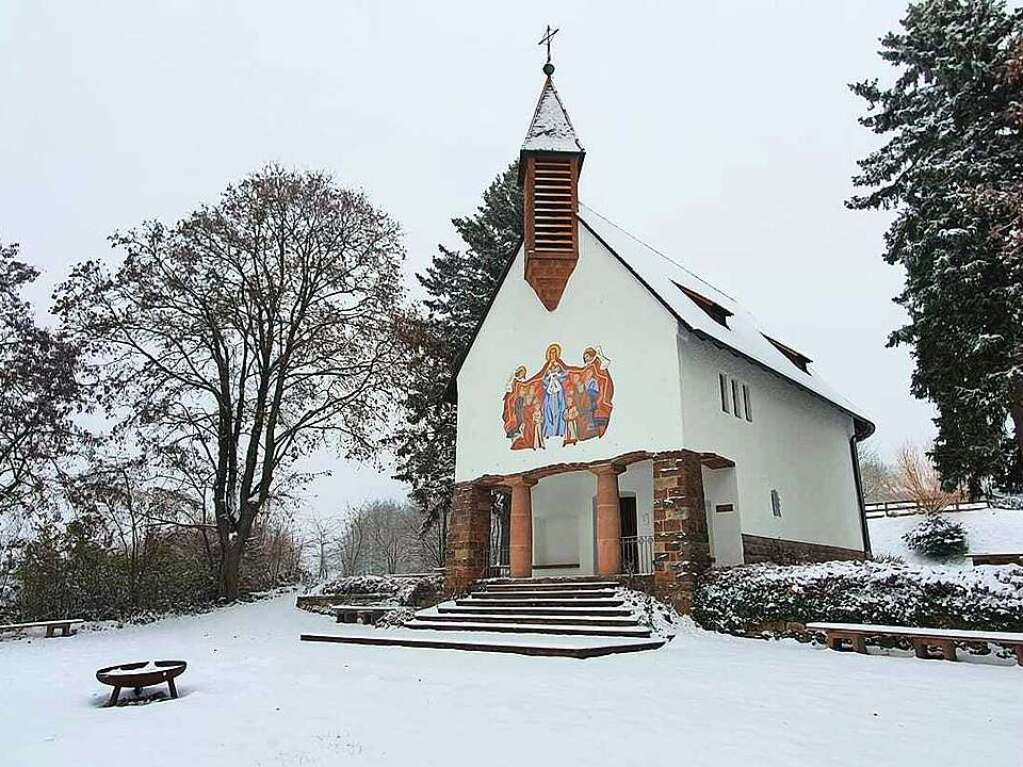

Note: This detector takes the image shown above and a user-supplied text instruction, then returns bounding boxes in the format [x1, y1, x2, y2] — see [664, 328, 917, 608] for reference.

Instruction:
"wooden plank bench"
[806, 622, 1023, 666]
[968, 552, 1023, 566]
[0, 619, 85, 638]
[330, 605, 398, 626]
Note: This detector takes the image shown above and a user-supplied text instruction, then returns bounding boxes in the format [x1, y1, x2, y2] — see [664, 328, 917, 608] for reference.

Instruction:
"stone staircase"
[301, 577, 666, 658]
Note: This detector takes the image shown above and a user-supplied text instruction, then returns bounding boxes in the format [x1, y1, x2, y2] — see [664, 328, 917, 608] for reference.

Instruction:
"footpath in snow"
[0, 594, 1020, 767]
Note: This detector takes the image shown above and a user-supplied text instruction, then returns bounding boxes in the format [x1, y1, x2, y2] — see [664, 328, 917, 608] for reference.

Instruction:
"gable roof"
[577, 204, 874, 439]
[521, 77, 585, 154]
[446, 204, 874, 440]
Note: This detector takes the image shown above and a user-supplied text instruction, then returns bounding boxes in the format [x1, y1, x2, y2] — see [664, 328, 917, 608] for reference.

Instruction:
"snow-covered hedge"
[693, 561, 1023, 636]
[307, 573, 442, 606]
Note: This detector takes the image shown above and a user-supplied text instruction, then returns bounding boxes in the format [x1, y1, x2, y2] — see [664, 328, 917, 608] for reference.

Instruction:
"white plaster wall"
[531, 471, 595, 576]
[702, 465, 744, 566]
[679, 332, 864, 551]
[618, 460, 654, 538]
[455, 226, 683, 482]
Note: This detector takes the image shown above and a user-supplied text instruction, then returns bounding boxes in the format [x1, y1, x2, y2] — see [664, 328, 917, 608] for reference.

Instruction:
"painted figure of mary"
[542, 363, 568, 438]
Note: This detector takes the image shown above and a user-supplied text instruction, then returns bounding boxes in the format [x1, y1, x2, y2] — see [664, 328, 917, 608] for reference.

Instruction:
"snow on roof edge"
[577, 204, 875, 438]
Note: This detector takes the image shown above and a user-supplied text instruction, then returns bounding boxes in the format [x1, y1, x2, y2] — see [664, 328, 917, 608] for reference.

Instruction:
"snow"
[804, 623, 1023, 642]
[577, 204, 872, 430]
[2, 594, 1020, 766]
[521, 79, 584, 154]
[869, 507, 1023, 565]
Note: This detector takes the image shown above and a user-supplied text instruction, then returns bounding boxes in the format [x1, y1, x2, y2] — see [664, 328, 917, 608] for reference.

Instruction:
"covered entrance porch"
[446, 449, 734, 612]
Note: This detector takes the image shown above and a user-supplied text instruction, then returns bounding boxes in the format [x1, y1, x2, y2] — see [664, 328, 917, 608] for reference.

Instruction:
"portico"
[446, 450, 718, 612]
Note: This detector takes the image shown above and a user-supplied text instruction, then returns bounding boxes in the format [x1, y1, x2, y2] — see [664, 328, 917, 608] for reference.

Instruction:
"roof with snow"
[521, 77, 585, 154]
[578, 204, 874, 438]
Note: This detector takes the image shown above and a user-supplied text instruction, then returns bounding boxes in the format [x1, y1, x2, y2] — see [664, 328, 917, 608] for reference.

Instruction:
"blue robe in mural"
[542, 368, 568, 437]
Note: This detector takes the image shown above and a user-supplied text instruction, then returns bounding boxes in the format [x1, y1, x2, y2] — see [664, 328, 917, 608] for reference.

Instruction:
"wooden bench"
[330, 604, 398, 625]
[969, 552, 1023, 566]
[806, 622, 1023, 666]
[0, 619, 84, 638]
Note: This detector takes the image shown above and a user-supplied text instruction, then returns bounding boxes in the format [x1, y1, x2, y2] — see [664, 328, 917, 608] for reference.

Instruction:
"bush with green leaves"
[902, 514, 969, 560]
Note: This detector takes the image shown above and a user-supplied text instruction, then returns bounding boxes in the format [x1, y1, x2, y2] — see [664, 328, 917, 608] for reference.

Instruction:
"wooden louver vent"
[524, 155, 579, 311]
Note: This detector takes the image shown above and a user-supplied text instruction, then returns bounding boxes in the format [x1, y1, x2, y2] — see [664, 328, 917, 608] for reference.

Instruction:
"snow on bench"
[0, 619, 84, 638]
[806, 622, 1023, 666]
[330, 604, 400, 625]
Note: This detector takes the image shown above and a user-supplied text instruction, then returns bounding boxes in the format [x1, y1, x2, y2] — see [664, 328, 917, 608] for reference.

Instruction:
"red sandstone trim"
[741, 534, 864, 565]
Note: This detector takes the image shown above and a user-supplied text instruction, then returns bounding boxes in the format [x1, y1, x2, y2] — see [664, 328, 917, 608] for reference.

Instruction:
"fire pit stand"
[96, 660, 187, 706]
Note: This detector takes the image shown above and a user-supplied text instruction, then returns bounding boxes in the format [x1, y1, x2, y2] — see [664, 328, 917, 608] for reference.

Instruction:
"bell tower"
[519, 30, 585, 311]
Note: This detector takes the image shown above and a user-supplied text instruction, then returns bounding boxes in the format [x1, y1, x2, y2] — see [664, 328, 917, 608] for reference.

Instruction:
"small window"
[731, 379, 742, 419]
[715, 503, 734, 514]
[719, 373, 730, 414]
[742, 384, 753, 422]
[770, 489, 782, 518]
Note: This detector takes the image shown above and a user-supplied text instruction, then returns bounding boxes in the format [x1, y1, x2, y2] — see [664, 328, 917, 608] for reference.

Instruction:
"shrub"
[993, 494, 1023, 510]
[693, 560, 1023, 636]
[902, 514, 968, 560]
[311, 573, 442, 606]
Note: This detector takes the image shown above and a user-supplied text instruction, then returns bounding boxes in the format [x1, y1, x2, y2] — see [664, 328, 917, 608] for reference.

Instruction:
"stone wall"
[444, 482, 493, 594]
[651, 450, 711, 614]
[741, 534, 863, 565]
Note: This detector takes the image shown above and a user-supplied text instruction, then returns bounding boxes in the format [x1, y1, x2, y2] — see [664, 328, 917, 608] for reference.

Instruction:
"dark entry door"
[619, 496, 638, 572]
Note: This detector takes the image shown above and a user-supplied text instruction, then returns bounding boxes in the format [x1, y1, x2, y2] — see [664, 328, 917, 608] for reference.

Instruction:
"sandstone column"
[652, 450, 711, 613]
[508, 477, 536, 578]
[592, 464, 624, 576]
[444, 482, 493, 594]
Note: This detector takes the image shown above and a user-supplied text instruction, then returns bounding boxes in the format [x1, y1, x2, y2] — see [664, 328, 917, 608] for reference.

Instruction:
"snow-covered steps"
[406, 620, 652, 638]
[421, 612, 641, 627]
[438, 604, 632, 617]
[469, 589, 617, 600]
[481, 580, 619, 592]
[300, 631, 665, 658]
[301, 577, 667, 658]
[453, 597, 625, 609]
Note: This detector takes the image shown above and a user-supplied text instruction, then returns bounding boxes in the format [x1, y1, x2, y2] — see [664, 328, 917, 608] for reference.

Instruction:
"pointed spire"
[518, 65, 585, 312]
[521, 76, 585, 156]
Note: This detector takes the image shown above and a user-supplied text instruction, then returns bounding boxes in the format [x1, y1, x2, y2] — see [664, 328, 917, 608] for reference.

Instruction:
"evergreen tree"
[848, 0, 1023, 495]
[392, 162, 522, 539]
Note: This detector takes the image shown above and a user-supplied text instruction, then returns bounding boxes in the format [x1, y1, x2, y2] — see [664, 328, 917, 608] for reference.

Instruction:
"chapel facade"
[445, 62, 874, 612]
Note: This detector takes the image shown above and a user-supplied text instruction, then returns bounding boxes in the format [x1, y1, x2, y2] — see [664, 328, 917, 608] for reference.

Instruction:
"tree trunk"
[221, 540, 244, 601]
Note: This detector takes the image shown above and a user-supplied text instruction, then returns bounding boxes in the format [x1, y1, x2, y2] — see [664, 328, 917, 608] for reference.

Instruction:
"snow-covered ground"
[1, 595, 1020, 766]
[869, 506, 1023, 565]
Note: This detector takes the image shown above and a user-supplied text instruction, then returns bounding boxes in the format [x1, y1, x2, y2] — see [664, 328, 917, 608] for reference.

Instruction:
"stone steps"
[482, 580, 618, 591]
[300, 632, 666, 659]
[437, 604, 633, 617]
[300, 576, 664, 658]
[468, 593, 613, 605]
[407, 620, 652, 638]
[419, 612, 641, 627]
[454, 597, 625, 609]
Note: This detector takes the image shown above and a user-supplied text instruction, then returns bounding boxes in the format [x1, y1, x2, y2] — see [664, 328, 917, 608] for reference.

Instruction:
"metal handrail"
[620, 535, 654, 576]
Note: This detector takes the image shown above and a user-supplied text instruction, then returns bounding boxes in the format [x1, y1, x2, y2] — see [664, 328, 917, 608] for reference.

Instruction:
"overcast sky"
[1, 1, 930, 521]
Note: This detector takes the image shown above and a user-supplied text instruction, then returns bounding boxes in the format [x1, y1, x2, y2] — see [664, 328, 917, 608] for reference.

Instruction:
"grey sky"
[1, 1, 927, 520]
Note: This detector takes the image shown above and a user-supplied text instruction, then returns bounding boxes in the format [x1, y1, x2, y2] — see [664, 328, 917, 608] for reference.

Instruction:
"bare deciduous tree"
[55, 166, 405, 599]
[894, 443, 963, 514]
[0, 240, 81, 516]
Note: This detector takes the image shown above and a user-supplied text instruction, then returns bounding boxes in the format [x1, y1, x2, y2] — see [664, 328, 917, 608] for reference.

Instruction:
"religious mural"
[502, 343, 614, 450]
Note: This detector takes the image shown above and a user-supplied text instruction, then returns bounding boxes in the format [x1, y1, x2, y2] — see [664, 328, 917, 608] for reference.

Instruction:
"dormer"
[518, 69, 585, 311]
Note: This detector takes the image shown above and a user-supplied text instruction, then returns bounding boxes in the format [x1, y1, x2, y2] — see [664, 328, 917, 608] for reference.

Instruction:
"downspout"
[849, 436, 871, 558]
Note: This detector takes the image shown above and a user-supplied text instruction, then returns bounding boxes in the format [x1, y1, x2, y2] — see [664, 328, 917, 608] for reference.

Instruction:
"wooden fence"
[864, 499, 992, 519]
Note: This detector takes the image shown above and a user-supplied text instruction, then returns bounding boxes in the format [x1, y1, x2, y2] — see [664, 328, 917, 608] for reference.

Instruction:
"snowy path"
[1, 595, 1019, 766]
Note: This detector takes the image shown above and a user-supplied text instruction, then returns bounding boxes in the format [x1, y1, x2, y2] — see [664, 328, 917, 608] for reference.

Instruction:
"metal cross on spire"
[538, 25, 559, 75]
